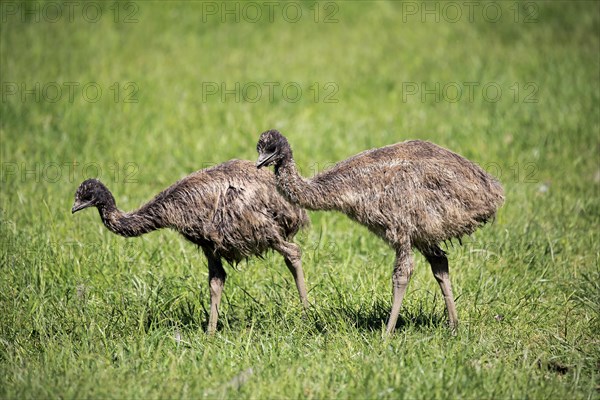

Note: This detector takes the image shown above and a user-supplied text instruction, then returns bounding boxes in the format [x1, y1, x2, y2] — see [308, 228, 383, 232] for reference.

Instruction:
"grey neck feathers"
[274, 155, 336, 211]
[96, 192, 163, 238]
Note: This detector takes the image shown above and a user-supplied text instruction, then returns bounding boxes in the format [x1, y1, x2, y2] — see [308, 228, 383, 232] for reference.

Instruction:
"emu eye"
[266, 144, 277, 153]
[79, 190, 93, 201]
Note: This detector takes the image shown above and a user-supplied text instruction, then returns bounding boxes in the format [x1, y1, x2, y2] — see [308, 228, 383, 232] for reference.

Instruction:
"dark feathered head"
[72, 178, 114, 213]
[256, 129, 291, 168]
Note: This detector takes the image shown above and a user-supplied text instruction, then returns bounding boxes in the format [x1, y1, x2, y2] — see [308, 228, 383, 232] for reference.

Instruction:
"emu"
[72, 159, 309, 333]
[256, 130, 504, 334]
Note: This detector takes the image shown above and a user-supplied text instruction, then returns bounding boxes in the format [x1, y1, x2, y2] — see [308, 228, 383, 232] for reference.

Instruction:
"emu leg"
[275, 241, 308, 308]
[386, 247, 414, 334]
[424, 249, 458, 332]
[206, 253, 226, 334]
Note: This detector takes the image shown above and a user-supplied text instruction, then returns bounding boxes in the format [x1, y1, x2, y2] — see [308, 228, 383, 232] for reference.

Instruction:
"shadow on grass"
[140, 294, 447, 335]
[308, 301, 448, 334]
[142, 298, 209, 332]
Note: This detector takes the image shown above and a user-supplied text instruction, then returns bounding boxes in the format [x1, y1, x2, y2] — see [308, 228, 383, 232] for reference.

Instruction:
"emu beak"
[71, 200, 90, 214]
[256, 153, 274, 169]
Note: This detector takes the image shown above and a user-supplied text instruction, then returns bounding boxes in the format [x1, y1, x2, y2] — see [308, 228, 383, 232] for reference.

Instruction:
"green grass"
[1, 1, 599, 398]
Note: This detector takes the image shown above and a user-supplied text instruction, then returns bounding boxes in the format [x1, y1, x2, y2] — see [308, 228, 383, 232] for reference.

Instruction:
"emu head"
[72, 178, 112, 213]
[256, 129, 290, 168]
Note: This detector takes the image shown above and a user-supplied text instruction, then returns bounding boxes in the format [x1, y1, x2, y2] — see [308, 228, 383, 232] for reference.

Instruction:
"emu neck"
[97, 196, 162, 238]
[274, 156, 334, 211]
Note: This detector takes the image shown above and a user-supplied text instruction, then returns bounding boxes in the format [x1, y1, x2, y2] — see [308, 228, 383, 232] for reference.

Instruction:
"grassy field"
[1, 1, 599, 398]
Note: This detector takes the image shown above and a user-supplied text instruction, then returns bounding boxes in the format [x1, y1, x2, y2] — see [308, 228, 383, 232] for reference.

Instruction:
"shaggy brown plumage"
[72, 159, 309, 333]
[256, 129, 504, 333]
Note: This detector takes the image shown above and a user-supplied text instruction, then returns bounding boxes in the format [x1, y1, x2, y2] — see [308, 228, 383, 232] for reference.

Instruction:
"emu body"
[72, 159, 309, 333]
[256, 130, 504, 333]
